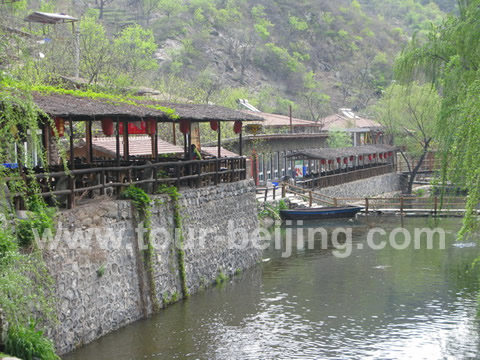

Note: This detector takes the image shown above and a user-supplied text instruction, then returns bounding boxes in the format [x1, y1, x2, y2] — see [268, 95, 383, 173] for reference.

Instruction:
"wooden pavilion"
[10, 90, 263, 208]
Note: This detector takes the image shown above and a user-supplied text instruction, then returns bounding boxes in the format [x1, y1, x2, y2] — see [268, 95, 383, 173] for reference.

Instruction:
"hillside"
[1, 0, 454, 119]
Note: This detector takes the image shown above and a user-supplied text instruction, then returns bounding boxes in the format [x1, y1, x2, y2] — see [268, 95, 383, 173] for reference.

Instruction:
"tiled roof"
[91, 136, 184, 156]
[322, 114, 381, 130]
[241, 111, 320, 127]
[202, 147, 239, 158]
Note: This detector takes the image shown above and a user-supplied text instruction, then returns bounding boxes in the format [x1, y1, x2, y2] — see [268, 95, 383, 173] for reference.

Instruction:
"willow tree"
[395, 0, 480, 236]
[372, 82, 440, 194]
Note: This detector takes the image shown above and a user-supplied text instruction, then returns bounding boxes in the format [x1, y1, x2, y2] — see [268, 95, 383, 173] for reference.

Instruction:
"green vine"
[0, 77, 60, 357]
[1, 77, 178, 120]
[121, 185, 160, 312]
[157, 184, 189, 298]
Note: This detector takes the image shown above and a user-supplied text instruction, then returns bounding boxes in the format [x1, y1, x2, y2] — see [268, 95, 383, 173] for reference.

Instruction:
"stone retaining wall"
[45, 180, 261, 355]
[318, 173, 401, 198]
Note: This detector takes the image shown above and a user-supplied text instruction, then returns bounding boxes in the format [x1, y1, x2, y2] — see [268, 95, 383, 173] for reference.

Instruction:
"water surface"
[64, 217, 480, 359]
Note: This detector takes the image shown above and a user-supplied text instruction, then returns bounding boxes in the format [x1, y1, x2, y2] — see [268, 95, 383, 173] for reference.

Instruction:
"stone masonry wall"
[44, 180, 261, 355]
[318, 173, 401, 198]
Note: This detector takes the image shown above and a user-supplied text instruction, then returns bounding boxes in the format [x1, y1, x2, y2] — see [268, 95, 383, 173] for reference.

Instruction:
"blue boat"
[280, 205, 363, 220]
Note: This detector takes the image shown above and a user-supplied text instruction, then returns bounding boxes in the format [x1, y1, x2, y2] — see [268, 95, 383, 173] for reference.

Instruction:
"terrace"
[4, 89, 263, 209]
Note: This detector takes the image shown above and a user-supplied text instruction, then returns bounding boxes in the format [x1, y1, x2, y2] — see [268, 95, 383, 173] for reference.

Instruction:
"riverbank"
[44, 180, 261, 355]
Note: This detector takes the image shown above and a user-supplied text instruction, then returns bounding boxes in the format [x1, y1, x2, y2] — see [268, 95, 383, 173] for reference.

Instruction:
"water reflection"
[64, 217, 480, 359]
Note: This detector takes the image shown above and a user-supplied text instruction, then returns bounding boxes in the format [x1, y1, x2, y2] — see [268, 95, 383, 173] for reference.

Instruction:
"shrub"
[5, 322, 59, 360]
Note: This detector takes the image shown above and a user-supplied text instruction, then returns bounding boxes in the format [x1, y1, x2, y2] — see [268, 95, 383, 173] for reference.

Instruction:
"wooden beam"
[69, 117, 74, 170]
[115, 117, 120, 166]
[154, 118, 159, 162]
[217, 122, 221, 158]
[85, 120, 93, 163]
[123, 119, 129, 161]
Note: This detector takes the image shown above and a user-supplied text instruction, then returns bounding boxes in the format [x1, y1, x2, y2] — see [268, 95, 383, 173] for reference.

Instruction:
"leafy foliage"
[395, 0, 479, 234]
[5, 321, 59, 360]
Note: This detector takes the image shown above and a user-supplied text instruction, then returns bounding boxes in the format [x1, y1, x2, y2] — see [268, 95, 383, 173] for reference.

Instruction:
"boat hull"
[279, 206, 363, 220]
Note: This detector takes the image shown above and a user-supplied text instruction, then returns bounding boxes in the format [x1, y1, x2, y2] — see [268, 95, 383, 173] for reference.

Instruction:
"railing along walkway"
[7, 157, 247, 209]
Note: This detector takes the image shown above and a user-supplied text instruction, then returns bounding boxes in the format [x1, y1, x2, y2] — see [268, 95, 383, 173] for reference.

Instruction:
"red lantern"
[321, 159, 326, 165]
[373, 154, 377, 159]
[51, 117, 65, 137]
[328, 159, 333, 165]
[145, 118, 156, 135]
[379, 153, 383, 159]
[210, 120, 219, 131]
[343, 158, 348, 164]
[101, 118, 114, 136]
[336, 158, 341, 164]
[368, 154, 373, 161]
[349, 156, 354, 161]
[233, 120, 243, 134]
[179, 119, 190, 134]
[389, 151, 393, 156]
[359, 155, 363, 161]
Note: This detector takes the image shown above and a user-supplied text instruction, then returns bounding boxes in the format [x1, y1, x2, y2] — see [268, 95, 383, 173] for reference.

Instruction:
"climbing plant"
[157, 184, 189, 298]
[121, 185, 160, 312]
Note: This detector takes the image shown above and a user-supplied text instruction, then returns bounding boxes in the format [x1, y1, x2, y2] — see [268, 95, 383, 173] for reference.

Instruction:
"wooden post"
[99, 170, 105, 195]
[239, 130, 243, 157]
[175, 163, 181, 188]
[69, 117, 74, 170]
[365, 198, 369, 214]
[115, 117, 120, 166]
[172, 122, 176, 145]
[400, 197, 404, 215]
[282, 183, 286, 198]
[334, 197, 338, 207]
[434, 196, 438, 216]
[217, 122, 221, 158]
[273, 185, 276, 200]
[123, 119, 129, 161]
[85, 120, 93, 164]
[309, 191, 312, 207]
[264, 187, 268, 202]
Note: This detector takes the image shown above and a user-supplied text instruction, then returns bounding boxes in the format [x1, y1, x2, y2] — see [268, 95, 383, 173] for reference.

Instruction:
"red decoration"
[389, 151, 393, 156]
[52, 117, 65, 137]
[321, 159, 326, 165]
[379, 153, 383, 159]
[359, 155, 363, 161]
[328, 159, 333, 165]
[349, 155, 354, 161]
[101, 118, 114, 136]
[336, 158, 341, 164]
[210, 120, 219, 131]
[373, 153, 377, 158]
[368, 154, 373, 161]
[343, 158, 348, 164]
[233, 120, 243, 134]
[179, 119, 190, 134]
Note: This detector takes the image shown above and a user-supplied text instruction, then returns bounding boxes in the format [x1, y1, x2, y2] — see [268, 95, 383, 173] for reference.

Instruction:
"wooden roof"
[31, 91, 264, 123]
[285, 145, 396, 161]
[24, 11, 79, 24]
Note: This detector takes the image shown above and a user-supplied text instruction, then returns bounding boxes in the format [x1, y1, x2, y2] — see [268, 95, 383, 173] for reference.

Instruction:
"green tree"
[327, 128, 353, 148]
[372, 82, 440, 194]
[395, 0, 480, 233]
[112, 25, 158, 87]
[79, 16, 112, 85]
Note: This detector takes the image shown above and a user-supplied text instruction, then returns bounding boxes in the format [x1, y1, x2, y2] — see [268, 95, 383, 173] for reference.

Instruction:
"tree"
[112, 25, 158, 86]
[79, 16, 112, 84]
[395, 0, 480, 234]
[301, 71, 331, 126]
[327, 128, 353, 148]
[372, 82, 440, 194]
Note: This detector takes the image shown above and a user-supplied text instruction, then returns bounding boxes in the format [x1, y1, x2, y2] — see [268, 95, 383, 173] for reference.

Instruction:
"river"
[64, 217, 480, 359]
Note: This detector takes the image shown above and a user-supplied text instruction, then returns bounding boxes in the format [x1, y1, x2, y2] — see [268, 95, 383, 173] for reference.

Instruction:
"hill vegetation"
[1, 0, 454, 119]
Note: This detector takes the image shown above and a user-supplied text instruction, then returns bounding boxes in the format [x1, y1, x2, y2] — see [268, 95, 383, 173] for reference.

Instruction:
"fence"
[8, 157, 247, 209]
[297, 164, 394, 189]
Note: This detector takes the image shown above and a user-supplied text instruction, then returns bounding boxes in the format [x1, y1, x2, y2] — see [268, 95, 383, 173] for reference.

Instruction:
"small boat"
[279, 205, 363, 220]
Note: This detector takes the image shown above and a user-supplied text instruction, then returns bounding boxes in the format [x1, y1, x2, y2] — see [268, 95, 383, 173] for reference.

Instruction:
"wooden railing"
[281, 183, 336, 206]
[335, 196, 467, 215]
[9, 157, 247, 209]
[297, 164, 394, 189]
